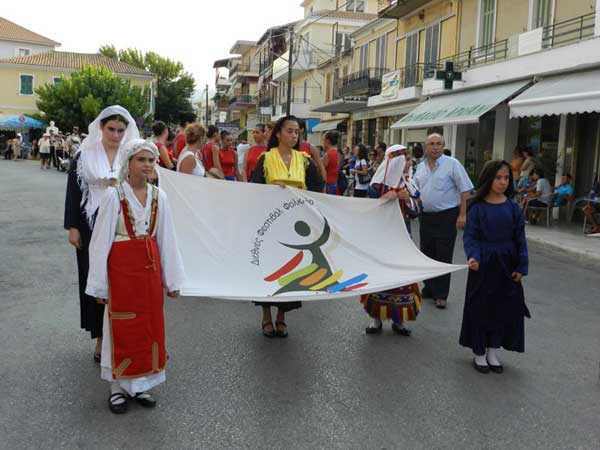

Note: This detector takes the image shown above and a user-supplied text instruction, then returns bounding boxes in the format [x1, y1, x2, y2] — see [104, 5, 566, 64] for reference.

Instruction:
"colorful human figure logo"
[264, 217, 368, 295]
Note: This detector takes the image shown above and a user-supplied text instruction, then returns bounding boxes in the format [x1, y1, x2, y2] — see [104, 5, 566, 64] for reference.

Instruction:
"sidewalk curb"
[527, 233, 600, 263]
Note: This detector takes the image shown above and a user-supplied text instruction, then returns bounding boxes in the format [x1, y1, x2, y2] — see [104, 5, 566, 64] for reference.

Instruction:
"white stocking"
[486, 347, 501, 366]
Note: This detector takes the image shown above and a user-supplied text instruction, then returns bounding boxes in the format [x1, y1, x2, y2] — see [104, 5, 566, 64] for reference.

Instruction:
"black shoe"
[108, 393, 128, 414]
[487, 359, 504, 374]
[134, 392, 157, 408]
[391, 323, 411, 336]
[473, 358, 490, 374]
[365, 322, 383, 334]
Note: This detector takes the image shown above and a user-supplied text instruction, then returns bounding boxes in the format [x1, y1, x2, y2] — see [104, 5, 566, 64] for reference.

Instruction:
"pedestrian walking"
[460, 160, 530, 374]
[350, 144, 370, 198]
[250, 115, 324, 337]
[321, 130, 340, 195]
[414, 133, 473, 309]
[86, 139, 184, 414]
[362, 145, 421, 336]
[64, 105, 139, 361]
[39, 134, 51, 169]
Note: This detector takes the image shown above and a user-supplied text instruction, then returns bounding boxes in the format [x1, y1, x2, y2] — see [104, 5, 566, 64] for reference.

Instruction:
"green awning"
[391, 80, 530, 129]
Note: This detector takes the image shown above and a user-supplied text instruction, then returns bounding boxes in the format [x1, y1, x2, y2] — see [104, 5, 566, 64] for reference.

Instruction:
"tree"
[35, 65, 149, 131]
[99, 45, 196, 125]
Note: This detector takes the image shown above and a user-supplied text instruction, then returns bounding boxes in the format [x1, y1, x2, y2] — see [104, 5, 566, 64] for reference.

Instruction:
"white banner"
[159, 168, 465, 301]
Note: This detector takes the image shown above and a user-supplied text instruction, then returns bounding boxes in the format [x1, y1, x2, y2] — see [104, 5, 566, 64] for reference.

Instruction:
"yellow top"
[263, 147, 309, 189]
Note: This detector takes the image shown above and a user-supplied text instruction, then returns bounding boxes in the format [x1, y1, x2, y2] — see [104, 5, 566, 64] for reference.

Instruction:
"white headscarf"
[76, 105, 139, 226]
[118, 139, 159, 183]
[370, 145, 408, 189]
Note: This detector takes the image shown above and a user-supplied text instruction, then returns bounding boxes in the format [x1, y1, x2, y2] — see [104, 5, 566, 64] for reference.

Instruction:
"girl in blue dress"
[460, 160, 530, 374]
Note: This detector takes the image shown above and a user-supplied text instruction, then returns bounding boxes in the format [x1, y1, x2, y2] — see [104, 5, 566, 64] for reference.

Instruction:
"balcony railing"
[228, 94, 255, 105]
[542, 12, 595, 49]
[339, 68, 389, 97]
[229, 63, 260, 77]
[431, 39, 509, 74]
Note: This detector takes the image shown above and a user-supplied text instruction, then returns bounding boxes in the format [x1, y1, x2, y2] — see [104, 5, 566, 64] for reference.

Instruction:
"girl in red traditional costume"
[361, 145, 422, 336]
[86, 139, 184, 414]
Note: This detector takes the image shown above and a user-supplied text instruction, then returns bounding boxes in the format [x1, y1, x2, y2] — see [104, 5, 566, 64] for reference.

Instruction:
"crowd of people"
[58, 104, 537, 415]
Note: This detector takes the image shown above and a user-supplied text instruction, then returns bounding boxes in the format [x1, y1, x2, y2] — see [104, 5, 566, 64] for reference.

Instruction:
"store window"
[518, 115, 560, 180]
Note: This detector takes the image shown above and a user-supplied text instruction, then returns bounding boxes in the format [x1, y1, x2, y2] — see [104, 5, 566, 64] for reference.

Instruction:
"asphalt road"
[1, 159, 599, 450]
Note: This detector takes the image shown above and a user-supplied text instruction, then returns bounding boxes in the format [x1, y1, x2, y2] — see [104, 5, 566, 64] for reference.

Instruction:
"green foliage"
[35, 65, 149, 131]
[99, 45, 196, 125]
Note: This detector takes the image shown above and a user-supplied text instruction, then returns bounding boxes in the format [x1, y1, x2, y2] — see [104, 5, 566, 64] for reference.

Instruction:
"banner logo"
[264, 217, 369, 295]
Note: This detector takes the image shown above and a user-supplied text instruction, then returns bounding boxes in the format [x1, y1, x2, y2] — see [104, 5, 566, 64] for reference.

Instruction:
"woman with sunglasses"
[64, 105, 140, 362]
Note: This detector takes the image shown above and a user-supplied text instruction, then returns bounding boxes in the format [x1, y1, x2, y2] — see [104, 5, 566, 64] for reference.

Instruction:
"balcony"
[228, 94, 256, 110]
[377, 0, 432, 18]
[272, 50, 319, 82]
[229, 62, 260, 79]
[339, 68, 389, 97]
[541, 12, 595, 49]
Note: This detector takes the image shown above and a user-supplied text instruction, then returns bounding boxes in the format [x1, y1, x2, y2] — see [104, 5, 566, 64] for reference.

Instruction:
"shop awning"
[312, 98, 367, 113]
[509, 69, 600, 118]
[391, 80, 530, 129]
[311, 120, 344, 132]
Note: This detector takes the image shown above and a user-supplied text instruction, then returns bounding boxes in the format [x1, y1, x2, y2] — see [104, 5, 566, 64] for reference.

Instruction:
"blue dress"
[459, 199, 530, 355]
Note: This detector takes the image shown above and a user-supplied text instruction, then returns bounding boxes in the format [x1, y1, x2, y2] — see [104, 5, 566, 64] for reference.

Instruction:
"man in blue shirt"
[414, 133, 474, 309]
[553, 174, 574, 206]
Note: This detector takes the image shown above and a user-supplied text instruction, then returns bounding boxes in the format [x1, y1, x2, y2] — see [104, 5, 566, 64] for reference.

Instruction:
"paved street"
[1, 159, 599, 450]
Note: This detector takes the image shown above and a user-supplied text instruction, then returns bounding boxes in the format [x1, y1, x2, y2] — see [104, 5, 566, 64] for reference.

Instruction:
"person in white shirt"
[176, 123, 206, 177]
[523, 168, 553, 224]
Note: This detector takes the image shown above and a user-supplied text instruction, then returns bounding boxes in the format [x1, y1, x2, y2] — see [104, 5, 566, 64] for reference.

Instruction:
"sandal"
[391, 323, 412, 336]
[108, 392, 128, 414]
[275, 321, 288, 338]
[262, 321, 275, 338]
[93, 352, 101, 363]
[134, 391, 157, 408]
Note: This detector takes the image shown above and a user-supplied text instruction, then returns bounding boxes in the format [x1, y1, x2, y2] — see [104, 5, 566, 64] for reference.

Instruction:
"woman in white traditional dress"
[86, 139, 184, 414]
[64, 106, 139, 361]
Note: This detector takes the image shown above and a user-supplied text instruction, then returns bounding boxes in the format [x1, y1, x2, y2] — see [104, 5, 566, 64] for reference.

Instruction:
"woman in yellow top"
[250, 115, 324, 338]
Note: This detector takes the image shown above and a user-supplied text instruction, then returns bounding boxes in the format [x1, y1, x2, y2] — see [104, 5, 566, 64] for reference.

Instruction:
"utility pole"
[286, 27, 294, 116]
[205, 84, 210, 126]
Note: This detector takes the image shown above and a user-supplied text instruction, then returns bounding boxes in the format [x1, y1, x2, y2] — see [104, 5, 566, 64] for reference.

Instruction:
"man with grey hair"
[414, 133, 473, 309]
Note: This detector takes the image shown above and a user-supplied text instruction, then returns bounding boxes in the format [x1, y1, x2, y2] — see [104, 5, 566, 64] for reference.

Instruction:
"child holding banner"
[86, 139, 184, 413]
[460, 160, 530, 374]
[250, 115, 324, 337]
[361, 145, 422, 336]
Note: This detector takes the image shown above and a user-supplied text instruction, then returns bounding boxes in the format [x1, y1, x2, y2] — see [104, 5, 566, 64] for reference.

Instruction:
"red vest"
[107, 186, 167, 379]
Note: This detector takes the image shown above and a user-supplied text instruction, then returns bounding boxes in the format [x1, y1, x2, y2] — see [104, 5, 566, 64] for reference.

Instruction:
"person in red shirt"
[213, 130, 241, 181]
[202, 125, 220, 172]
[241, 124, 268, 182]
[152, 121, 175, 170]
[173, 112, 196, 160]
[297, 118, 327, 184]
[321, 131, 341, 195]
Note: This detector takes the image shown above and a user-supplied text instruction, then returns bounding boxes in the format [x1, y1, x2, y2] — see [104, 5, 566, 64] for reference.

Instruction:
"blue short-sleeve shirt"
[414, 155, 474, 212]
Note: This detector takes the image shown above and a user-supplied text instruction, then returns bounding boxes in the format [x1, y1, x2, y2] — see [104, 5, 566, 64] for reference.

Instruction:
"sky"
[4, 0, 303, 102]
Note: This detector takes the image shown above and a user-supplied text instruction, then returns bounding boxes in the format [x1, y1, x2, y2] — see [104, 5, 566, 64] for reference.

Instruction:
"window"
[335, 32, 352, 56]
[303, 80, 308, 103]
[53, 76, 63, 84]
[375, 35, 387, 70]
[333, 68, 340, 99]
[346, 0, 365, 12]
[423, 23, 440, 78]
[359, 43, 369, 73]
[478, 0, 496, 47]
[532, 0, 554, 28]
[404, 33, 419, 87]
[303, 32, 311, 53]
[16, 48, 30, 57]
[19, 74, 34, 95]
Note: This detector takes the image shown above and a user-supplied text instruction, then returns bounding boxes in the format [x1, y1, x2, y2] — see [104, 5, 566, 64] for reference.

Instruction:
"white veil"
[370, 145, 407, 189]
[76, 105, 139, 226]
